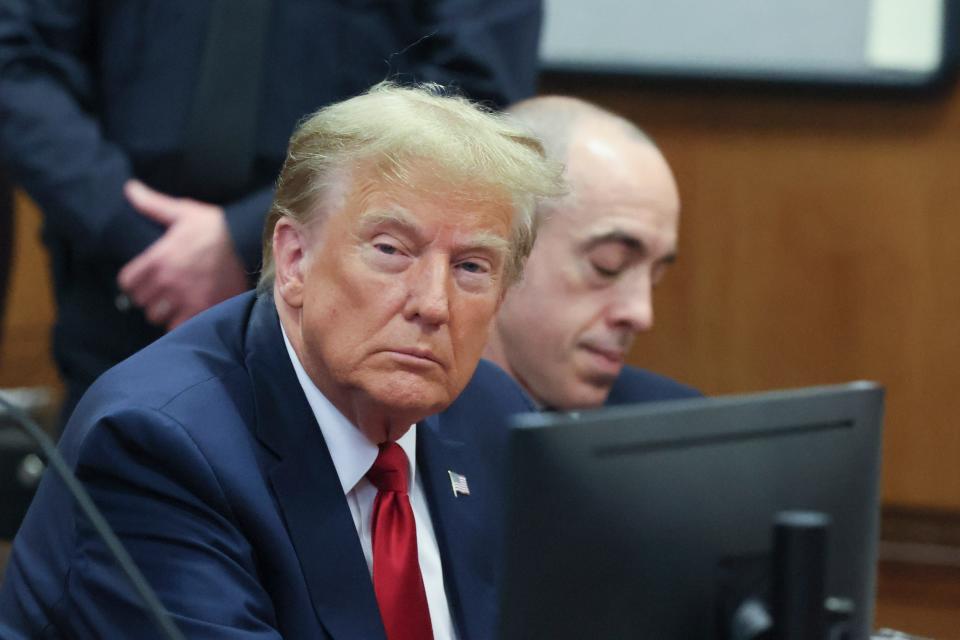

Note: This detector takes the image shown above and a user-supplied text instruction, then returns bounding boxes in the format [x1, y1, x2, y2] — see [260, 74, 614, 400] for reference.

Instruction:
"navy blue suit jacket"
[607, 365, 702, 406]
[0, 293, 532, 639]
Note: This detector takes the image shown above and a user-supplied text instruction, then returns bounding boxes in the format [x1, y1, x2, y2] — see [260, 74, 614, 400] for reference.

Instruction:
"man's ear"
[273, 218, 308, 309]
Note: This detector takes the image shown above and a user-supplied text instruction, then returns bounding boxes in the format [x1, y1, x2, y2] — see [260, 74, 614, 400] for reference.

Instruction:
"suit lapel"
[418, 414, 500, 640]
[245, 297, 385, 640]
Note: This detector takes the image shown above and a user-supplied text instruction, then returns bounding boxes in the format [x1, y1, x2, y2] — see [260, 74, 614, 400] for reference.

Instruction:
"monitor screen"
[497, 382, 884, 639]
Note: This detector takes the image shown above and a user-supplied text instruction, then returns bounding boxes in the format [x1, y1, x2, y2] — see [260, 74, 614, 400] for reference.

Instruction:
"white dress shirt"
[282, 327, 458, 640]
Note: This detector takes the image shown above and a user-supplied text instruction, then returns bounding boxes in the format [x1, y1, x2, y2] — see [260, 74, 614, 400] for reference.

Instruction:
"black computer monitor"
[497, 382, 884, 640]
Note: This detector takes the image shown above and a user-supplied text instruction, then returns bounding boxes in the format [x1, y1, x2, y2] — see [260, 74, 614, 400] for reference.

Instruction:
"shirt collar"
[281, 324, 417, 494]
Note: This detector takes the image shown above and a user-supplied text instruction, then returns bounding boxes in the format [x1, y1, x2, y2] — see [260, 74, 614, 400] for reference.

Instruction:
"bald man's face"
[488, 128, 679, 409]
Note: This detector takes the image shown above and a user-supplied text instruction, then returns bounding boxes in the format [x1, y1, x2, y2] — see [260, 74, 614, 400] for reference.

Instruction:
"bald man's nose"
[609, 276, 654, 333]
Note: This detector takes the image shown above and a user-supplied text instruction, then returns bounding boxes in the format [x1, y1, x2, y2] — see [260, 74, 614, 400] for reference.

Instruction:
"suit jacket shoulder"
[0, 293, 296, 639]
[606, 365, 702, 406]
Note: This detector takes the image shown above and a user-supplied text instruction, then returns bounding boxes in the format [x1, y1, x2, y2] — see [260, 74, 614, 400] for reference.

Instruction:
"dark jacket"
[607, 365, 703, 405]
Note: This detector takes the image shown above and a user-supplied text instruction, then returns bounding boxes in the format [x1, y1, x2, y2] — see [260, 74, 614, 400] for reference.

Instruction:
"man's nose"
[403, 255, 451, 326]
[608, 271, 654, 333]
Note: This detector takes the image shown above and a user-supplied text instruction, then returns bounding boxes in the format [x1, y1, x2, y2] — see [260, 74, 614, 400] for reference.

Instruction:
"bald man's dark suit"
[607, 365, 702, 405]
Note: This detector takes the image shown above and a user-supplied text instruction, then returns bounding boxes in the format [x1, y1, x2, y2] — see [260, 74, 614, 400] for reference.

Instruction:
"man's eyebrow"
[464, 232, 510, 256]
[356, 208, 433, 247]
[583, 230, 646, 252]
[357, 208, 422, 235]
[583, 230, 678, 264]
[357, 208, 510, 255]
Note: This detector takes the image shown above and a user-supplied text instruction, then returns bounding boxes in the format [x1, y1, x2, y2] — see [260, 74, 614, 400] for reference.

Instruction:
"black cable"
[0, 394, 186, 640]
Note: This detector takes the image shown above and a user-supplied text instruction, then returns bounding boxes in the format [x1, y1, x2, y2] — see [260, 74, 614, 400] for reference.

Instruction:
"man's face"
[276, 164, 513, 442]
[491, 128, 679, 409]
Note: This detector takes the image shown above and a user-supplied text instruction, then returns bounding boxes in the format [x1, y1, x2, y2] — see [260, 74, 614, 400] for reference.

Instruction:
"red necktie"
[367, 443, 434, 640]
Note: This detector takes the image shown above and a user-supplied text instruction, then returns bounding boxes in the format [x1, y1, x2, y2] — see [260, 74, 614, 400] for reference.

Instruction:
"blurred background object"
[541, 0, 956, 90]
[0, 386, 58, 584]
[0, 387, 57, 536]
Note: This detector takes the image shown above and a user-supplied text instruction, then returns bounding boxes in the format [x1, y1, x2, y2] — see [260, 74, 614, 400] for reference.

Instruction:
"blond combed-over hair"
[257, 81, 565, 293]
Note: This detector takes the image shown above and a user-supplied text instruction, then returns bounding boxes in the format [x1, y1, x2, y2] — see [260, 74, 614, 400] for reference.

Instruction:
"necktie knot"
[367, 442, 409, 494]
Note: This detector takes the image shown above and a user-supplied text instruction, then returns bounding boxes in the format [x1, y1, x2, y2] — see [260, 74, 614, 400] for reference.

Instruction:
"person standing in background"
[0, 0, 545, 425]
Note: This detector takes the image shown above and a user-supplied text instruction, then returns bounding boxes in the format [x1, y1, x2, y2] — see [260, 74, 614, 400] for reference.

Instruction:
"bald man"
[485, 97, 699, 410]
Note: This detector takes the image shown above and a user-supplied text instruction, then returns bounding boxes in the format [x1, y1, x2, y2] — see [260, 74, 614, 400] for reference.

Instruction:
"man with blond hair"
[0, 83, 562, 640]
[485, 96, 699, 410]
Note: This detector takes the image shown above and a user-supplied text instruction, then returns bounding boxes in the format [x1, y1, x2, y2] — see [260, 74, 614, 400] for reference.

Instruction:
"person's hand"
[117, 180, 249, 329]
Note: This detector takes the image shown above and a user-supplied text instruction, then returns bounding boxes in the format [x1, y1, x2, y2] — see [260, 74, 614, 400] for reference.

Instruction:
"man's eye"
[458, 260, 493, 276]
[374, 242, 399, 255]
[591, 261, 621, 278]
[459, 261, 486, 274]
[586, 243, 630, 278]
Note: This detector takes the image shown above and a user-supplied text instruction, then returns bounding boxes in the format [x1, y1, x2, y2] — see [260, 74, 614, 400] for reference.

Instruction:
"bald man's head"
[485, 97, 680, 410]
[508, 96, 652, 161]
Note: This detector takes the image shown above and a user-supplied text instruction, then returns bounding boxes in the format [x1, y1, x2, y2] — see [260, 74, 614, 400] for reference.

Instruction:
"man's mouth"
[581, 344, 625, 364]
[579, 343, 627, 374]
[386, 347, 444, 367]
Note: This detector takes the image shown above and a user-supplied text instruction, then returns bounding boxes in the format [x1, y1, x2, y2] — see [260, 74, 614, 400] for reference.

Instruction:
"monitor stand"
[723, 511, 855, 640]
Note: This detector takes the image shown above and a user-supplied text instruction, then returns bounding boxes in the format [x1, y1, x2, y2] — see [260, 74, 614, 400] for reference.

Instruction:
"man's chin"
[361, 377, 455, 420]
[533, 379, 610, 412]
[564, 374, 618, 410]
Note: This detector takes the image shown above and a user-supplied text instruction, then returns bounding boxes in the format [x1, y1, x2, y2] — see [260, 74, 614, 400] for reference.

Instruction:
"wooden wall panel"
[540, 75, 960, 511]
[0, 193, 59, 389]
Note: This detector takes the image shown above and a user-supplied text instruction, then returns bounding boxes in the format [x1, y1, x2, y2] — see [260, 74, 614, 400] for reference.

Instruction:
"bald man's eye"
[591, 262, 620, 277]
[587, 243, 630, 278]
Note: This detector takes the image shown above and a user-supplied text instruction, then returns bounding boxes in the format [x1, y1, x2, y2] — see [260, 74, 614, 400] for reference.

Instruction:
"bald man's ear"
[272, 218, 308, 309]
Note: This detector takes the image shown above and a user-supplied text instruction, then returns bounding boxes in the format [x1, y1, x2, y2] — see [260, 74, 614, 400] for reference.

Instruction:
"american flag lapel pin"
[448, 470, 470, 497]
